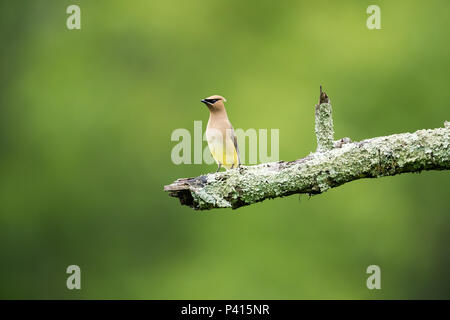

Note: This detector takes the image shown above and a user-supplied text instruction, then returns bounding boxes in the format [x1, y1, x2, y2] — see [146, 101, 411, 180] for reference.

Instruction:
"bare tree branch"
[165, 89, 450, 210]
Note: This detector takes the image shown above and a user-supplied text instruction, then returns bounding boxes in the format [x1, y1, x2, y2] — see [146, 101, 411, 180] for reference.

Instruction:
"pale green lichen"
[181, 126, 449, 210]
[315, 103, 334, 152]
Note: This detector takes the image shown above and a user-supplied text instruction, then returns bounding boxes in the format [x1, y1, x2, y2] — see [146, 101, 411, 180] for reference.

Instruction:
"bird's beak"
[201, 99, 212, 106]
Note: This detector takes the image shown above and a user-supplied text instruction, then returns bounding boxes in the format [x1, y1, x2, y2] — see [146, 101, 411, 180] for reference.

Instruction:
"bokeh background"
[0, 0, 449, 299]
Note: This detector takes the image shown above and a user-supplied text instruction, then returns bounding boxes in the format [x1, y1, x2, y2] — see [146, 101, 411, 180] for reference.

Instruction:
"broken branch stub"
[315, 86, 334, 152]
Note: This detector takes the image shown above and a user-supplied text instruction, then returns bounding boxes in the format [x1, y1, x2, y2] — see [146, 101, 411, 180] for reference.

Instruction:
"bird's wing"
[230, 127, 241, 165]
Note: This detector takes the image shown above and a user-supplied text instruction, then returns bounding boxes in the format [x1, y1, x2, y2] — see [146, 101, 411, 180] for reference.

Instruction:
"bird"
[201, 95, 241, 172]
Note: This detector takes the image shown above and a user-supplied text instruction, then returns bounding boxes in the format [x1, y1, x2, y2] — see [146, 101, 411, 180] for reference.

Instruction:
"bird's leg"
[231, 164, 234, 169]
[216, 163, 222, 172]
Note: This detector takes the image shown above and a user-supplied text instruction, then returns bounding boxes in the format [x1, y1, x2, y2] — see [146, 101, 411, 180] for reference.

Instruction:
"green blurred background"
[0, 0, 449, 299]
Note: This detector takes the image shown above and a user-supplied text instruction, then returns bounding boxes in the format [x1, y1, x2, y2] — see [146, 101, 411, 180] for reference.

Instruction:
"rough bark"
[315, 86, 334, 152]
[164, 89, 450, 210]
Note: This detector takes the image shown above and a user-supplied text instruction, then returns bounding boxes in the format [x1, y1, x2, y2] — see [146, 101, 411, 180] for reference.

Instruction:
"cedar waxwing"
[201, 95, 241, 171]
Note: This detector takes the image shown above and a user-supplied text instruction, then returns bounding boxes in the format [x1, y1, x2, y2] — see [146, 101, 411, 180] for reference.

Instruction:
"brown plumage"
[201, 95, 240, 171]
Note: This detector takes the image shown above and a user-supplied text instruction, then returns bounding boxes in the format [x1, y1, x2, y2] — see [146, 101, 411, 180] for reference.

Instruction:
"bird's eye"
[206, 99, 219, 104]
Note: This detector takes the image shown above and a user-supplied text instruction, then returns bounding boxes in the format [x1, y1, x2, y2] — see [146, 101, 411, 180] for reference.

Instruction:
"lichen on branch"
[315, 86, 334, 152]
[164, 88, 450, 210]
[165, 125, 449, 210]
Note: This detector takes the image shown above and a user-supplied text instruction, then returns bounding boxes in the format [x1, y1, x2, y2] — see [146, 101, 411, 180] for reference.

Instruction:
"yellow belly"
[207, 138, 239, 169]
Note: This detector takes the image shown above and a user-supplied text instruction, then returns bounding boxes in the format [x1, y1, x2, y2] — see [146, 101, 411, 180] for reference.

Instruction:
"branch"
[315, 85, 334, 152]
[165, 89, 450, 210]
